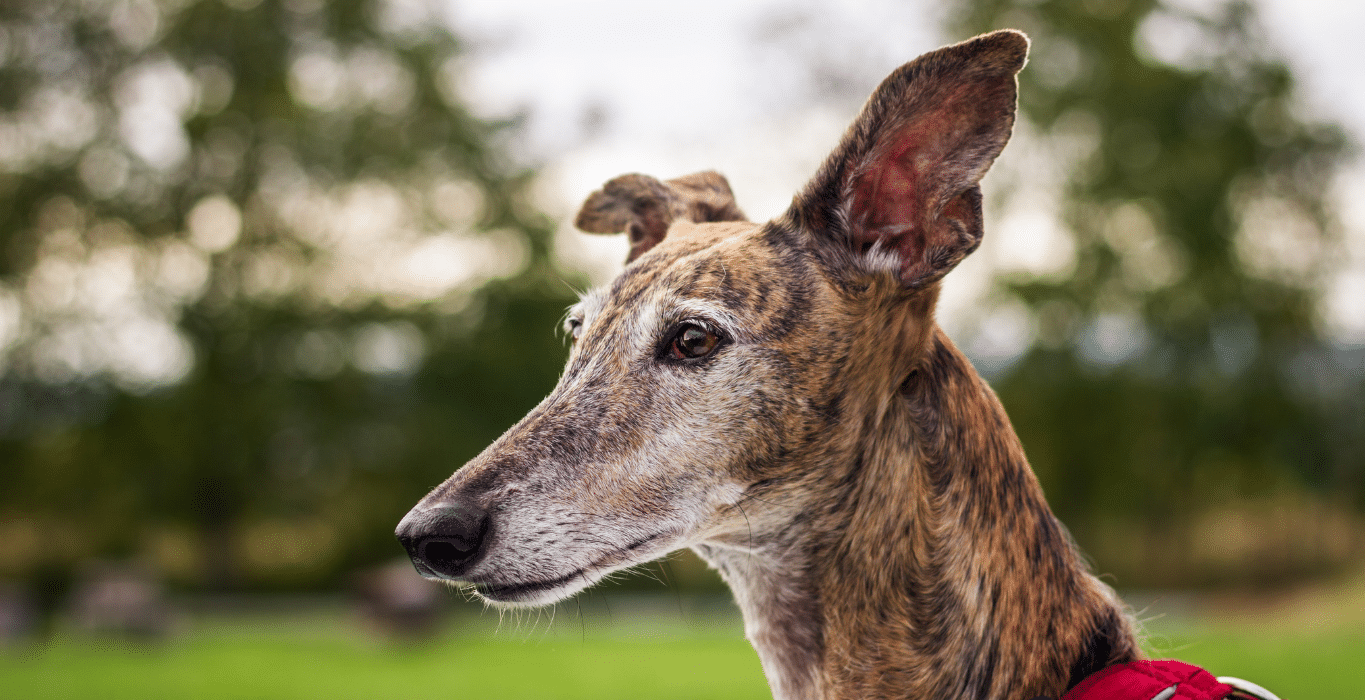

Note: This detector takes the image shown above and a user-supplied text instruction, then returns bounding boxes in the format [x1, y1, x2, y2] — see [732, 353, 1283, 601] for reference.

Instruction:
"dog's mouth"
[469, 531, 674, 604]
[472, 569, 588, 602]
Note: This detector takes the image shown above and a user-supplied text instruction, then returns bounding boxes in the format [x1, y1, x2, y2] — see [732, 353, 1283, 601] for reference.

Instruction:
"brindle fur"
[399, 30, 1139, 700]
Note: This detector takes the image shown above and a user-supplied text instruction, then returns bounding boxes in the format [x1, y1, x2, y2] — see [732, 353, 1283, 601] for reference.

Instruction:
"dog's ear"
[790, 30, 1028, 289]
[575, 171, 747, 263]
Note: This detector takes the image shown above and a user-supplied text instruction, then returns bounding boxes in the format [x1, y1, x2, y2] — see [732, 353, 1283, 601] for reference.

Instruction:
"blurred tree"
[0, 0, 578, 590]
[949, 0, 1363, 585]
[2, 0, 1360, 597]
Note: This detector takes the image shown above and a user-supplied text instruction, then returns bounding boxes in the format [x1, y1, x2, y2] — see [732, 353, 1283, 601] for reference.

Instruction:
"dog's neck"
[695, 329, 1138, 700]
[693, 541, 825, 700]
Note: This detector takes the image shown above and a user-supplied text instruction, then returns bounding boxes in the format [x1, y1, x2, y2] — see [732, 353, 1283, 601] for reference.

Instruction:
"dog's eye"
[669, 322, 721, 360]
[566, 318, 583, 342]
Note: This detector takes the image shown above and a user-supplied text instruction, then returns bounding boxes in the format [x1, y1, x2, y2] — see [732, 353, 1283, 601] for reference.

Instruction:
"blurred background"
[1, 0, 1362, 697]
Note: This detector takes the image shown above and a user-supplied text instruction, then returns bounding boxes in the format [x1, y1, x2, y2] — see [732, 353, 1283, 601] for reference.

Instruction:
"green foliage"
[1, 0, 1361, 595]
[0, 0, 579, 589]
[950, 0, 1364, 584]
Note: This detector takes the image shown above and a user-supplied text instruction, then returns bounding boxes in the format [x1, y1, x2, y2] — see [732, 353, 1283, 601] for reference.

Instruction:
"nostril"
[396, 502, 490, 580]
[418, 537, 477, 570]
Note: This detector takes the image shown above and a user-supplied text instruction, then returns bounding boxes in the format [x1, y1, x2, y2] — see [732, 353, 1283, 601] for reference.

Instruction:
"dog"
[397, 29, 1143, 700]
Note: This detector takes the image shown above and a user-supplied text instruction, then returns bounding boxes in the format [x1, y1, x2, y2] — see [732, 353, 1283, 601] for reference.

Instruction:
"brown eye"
[566, 319, 583, 342]
[670, 323, 720, 360]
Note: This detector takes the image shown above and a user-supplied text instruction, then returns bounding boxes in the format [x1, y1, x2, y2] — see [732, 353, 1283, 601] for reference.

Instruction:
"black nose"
[395, 501, 490, 580]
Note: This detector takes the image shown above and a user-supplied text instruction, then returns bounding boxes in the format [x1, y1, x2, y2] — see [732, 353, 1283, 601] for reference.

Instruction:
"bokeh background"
[1, 0, 1362, 698]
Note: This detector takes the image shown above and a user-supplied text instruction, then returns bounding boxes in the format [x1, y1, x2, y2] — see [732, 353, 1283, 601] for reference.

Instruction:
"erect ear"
[790, 29, 1028, 289]
[574, 170, 747, 263]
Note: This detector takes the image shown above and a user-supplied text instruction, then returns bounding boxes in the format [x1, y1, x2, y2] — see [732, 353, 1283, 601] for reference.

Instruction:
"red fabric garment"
[1061, 660, 1236, 700]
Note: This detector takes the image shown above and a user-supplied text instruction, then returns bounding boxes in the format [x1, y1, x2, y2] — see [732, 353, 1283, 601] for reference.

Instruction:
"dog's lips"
[472, 569, 588, 602]
[469, 530, 676, 603]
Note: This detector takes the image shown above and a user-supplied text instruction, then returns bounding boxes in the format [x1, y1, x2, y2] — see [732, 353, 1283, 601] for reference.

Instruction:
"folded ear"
[790, 29, 1028, 289]
[574, 170, 747, 263]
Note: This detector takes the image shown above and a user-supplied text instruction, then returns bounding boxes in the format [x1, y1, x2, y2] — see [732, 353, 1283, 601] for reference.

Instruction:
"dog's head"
[397, 30, 1028, 605]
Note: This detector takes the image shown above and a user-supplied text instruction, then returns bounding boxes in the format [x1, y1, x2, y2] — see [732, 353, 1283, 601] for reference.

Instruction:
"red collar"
[1035, 659, 1279, 700]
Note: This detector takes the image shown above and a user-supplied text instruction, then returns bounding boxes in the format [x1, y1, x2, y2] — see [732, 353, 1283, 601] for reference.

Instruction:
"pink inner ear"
[849, 127, 936, 265]
[846, 85, 977, 279]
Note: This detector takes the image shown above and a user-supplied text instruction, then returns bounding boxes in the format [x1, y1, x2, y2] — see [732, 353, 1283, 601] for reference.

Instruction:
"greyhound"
[397, 30, 1145, 700]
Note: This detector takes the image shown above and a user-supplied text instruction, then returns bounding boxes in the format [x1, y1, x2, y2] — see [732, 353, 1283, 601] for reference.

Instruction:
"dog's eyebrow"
[669, 298, 745, 341]
[570, 288, 607, 321]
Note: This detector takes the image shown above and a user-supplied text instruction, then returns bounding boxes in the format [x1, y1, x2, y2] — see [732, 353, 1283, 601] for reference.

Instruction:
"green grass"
[0, 620, 772, 700]
[1141, 625, 1365, 699]
[3, 586, 1363, 700]
[1135, 580, 1365, 700]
